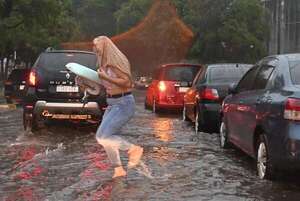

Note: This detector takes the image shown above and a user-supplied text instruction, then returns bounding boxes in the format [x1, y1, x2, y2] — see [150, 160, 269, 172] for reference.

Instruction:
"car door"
[185, 67, 206, 121]
[226, 66, 259, 148]
[235, 60, 276, 154]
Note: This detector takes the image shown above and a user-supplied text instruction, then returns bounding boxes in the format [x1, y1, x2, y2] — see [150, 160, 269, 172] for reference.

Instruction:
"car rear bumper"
[200, 103, 221, 126]
[269, 122, 300, 169]
[156, 102, 183, 109]
[33, 101, 103, 120]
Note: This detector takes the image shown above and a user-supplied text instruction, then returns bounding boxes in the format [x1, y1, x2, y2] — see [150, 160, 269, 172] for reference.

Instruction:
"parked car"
[220, 54, 300, 180]
[4, 68, 31, 104]
[183, 63, 252, 133]
[23, 49, 107, 133]
[135, 76, 152, 89]
[145, 63, 203, 112]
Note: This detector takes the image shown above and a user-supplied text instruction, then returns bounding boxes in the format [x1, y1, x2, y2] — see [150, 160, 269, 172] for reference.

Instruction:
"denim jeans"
[96, 94, 135, 167]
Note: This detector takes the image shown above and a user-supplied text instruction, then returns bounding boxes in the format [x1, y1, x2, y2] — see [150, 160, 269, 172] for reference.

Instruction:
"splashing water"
[134, 161, 172, 180]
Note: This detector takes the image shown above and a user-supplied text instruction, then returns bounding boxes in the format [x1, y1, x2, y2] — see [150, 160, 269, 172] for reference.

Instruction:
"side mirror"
[228, 83, 237, 95]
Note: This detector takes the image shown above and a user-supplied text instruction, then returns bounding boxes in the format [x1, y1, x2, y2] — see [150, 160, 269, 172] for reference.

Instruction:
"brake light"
[284, 98, 300, 121]
[200, 88, 219, 100]
[29, 70, 36, 86]
[158, 81, 167, 92]
[5, 80, 12, 85]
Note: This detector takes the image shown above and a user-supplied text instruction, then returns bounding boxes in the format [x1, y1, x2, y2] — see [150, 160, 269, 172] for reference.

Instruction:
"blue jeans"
[96, 94, 135, 167]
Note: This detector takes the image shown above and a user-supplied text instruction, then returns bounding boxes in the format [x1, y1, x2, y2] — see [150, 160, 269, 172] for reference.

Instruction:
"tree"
[0, 0, 78, 79]
[114, 0, 151, 34]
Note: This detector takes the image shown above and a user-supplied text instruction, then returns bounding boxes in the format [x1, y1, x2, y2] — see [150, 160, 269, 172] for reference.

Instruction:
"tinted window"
[208, 66, 250, 84]
[8, 69, 30, 81]
[36, 52, 97, 71]
[252, 65, 274, 90]
[289, 60, 300, 85]
[163, 66, 200, 82]
[236, 66, 258, 92]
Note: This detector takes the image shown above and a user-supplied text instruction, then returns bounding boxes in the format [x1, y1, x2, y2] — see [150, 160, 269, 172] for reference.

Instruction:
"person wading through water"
[93, 36, 143, 178]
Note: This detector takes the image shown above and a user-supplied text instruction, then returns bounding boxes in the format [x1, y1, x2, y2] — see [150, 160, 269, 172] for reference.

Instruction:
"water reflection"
[152, 119, 174, 142]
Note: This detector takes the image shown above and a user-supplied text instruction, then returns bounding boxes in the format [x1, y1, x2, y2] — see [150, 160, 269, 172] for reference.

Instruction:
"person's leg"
[96, 95, 142, 177]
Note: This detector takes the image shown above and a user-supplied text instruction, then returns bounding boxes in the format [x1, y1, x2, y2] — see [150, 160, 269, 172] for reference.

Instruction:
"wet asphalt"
[1, 90, 300, 201]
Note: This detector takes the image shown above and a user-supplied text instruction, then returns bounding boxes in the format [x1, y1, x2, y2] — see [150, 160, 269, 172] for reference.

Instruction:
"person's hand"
[97, 68, 108, 79]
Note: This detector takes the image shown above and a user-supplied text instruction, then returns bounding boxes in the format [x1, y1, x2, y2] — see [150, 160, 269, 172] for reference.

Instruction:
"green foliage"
[173, 0, 269, 63]
[114, 0, 151, 34]
[73, 0, 125, 39]
[0, 0, 79, 63]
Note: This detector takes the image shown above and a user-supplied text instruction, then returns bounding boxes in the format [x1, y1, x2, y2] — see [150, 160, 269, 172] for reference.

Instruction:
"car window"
[207, 66, 250, 84]
[252, 65, 274, 90]
[162, 66, 200, 82]
[36, 52, 97, 71]
[195, 67, 207, 86]
[236, 66, 258, 92]
[8, 69, 30, 80]
[192, 68, 203, 86]
[289, 59, 300, 85]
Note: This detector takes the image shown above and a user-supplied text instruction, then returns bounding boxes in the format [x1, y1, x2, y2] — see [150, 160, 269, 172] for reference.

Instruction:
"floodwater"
[1, 90, 300, 201]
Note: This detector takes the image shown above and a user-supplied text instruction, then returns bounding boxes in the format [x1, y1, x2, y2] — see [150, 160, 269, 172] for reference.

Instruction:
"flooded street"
[1, 90, 300, 201]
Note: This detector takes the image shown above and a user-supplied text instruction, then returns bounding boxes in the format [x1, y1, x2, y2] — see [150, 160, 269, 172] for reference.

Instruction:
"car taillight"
[200, 88, 219, 101]
[158, 81, 167, 92]
[29, 70, 36, 86]
[284, 98, 300, 121]
[5, 80, 12, 85]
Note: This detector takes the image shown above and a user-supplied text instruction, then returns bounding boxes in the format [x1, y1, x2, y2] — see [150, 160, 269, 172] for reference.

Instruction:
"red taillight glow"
[200, 88, 219, 100]
[284, 98, 300, 121]
[29, 70, 36, 86]
[158, 81, 167, 92]
[5, 81, 12, 85]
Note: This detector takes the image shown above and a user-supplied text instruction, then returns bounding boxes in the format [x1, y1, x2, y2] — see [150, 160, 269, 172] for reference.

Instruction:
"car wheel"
[182, 105, 188, 121]
[144, 99, 151, 110]
[195, 108, 200, 134]
[256, 135, 275, 180]
[219, 118, 230, 148]
[6, 98, 12, 104]
[152, 99, 157, 113]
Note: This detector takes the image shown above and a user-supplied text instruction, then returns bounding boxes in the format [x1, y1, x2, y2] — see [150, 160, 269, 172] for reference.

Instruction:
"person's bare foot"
[112, 166, 127, 178]
[128, 145, 143, 169]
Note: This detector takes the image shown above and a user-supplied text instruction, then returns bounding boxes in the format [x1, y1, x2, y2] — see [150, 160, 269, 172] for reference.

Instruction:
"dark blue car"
[220, 54, 300, 180]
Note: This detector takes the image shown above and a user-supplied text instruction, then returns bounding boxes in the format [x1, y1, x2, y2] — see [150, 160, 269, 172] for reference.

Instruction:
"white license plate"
[179, 87, 189, 93]
[56, 85, 79, 93]
[19, 85, 25, 90]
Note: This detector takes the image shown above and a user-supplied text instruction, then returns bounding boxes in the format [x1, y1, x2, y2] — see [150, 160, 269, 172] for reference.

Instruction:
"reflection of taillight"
[29, 70, 36, 86]
[158, 81, 167, 92]
[284, 98, 300, 121]
[200, 88, 219, 101]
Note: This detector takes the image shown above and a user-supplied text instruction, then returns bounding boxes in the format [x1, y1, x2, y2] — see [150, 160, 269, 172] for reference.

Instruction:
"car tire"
[219, 118, 230, 148]
[256, 135, 276, 180]
[144, 99, 151, 110]
[195, 108, 200, 134]
[23, 112, 43, 134]
[6, 98, 12, 104]
[182, 105, 188, 121]
[152, 99, 157, 113]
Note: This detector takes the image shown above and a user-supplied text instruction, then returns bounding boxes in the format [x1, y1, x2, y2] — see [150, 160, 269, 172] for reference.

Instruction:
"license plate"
[56, 85, 79, 93]
[179, 87, 189, 93]
[19, 85, 25, 90]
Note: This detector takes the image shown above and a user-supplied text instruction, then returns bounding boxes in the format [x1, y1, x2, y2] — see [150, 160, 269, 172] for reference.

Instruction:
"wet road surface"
[1, 90, 300, 201]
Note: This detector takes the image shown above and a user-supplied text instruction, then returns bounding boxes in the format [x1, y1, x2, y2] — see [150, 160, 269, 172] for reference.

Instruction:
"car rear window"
[35, 52, 97, 71]
[8, 69, 30, 80]
[162, 66, 200, 82]
[289, 58, 300, 85]
[208, 65, 250, 84]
